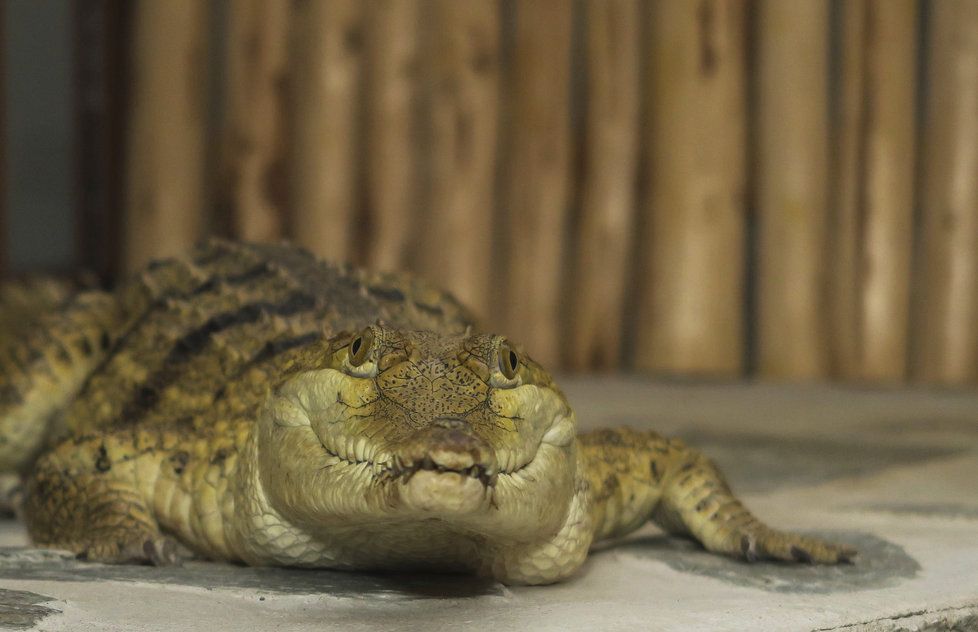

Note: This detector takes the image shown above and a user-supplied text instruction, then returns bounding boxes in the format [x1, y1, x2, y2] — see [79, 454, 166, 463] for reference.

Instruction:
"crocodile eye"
[349, 328, 374, 367]
[498, 341, 519, 379]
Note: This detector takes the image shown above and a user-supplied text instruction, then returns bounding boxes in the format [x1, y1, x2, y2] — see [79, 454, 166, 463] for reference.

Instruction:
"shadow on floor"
[0, 587, 60, 629]
[606, 531, 919, 593]
[0, 548, 505, 600]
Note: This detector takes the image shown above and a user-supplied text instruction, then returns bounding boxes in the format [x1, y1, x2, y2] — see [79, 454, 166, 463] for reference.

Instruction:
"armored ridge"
[0, 239, 473, 471]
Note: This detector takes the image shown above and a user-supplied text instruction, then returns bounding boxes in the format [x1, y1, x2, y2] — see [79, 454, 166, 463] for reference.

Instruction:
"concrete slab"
[1, 379, 976, 631]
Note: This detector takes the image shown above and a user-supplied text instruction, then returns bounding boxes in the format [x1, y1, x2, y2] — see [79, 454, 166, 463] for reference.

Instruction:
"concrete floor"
[1, 378, 977, 631]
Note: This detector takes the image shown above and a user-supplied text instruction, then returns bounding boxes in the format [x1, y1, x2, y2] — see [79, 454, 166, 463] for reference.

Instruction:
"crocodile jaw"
[398, 470, 490, 514]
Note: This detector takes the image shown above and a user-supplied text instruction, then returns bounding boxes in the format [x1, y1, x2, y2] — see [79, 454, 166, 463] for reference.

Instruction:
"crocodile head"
[258, 324, 578, 539]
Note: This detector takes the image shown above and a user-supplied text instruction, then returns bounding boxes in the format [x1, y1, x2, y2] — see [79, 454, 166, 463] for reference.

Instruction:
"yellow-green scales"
[0, 240, 853, 584]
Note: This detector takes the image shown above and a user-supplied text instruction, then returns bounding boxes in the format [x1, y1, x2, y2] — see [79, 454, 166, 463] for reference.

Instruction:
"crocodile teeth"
[388, 457, 497, 488]
[353, 437, 368, 463]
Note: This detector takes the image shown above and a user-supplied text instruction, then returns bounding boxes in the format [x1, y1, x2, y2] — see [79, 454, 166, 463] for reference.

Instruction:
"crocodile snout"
[392, 418, 499, 488]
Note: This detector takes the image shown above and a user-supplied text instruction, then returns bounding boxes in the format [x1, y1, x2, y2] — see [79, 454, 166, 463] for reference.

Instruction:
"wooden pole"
[755, 0, 830, 379]
[73, 0, 129, 285]
[0, 0, 6, 278]
[830, 0, 918, 382]
[830, 0, 865, 381]
[565, 0, 639, 371]
[634, 0, 747, 376]
[914, 0, 978, 385]
[417, 0, 500, 320]
[500, 0, 573, 367]
[289, 0, 363, 264]
[362, 0, 420, 273]
[219, 0, 290, 243]
[122, 0, 209, 272]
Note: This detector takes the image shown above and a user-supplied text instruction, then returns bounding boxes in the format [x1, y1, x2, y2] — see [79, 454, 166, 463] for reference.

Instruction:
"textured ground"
[1, 378, 976, 632]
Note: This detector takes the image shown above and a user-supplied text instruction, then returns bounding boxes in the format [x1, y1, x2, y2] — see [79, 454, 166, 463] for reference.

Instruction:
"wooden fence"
[11, 0, 978, 383]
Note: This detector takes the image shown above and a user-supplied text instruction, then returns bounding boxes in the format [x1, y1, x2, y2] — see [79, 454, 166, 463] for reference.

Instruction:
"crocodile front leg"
[24, 423, 244, 566]
[578, 427, 855, 564]
[24, 432, 182, 565]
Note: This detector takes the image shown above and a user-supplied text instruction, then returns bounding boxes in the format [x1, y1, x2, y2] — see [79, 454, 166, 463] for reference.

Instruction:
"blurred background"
[0, 0, 976, 384]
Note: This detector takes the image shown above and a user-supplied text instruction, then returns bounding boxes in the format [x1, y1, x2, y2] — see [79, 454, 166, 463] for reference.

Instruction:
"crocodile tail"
[0, 286, 120, 472]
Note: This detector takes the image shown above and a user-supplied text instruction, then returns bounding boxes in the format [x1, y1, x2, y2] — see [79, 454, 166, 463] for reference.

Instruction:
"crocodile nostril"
[432, 417, 467, 429]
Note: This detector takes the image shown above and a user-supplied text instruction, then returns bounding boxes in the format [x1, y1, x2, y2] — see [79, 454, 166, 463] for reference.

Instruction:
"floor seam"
[810, 603, 978, 631]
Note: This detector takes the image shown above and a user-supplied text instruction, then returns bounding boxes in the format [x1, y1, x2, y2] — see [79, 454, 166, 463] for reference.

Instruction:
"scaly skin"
[4, 240, 854, 585]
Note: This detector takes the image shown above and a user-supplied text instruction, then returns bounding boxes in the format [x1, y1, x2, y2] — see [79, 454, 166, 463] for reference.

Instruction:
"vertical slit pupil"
[351, 337, 362, 355]
[509, 351, 518, 370]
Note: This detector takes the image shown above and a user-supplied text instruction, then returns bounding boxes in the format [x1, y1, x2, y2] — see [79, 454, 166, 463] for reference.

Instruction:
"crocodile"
[0, 240, 854, 585]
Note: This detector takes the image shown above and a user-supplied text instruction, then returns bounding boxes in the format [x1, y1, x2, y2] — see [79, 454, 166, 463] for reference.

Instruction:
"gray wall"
[3, 0, 75, 271]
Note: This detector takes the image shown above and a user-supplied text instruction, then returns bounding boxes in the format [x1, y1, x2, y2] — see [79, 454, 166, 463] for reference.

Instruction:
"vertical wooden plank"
[219, 0, 290, 243]
[0, 0, 6, 278]
[914, 0, 978, 385]
[122, 0, 209, 273]
[501, 0, 572, 367]
[755, 0, 830, 379]
[831, 0, 918, 382]
[859, 0, 917, 381]
[74, 0, 129, 284]
[829, 0, 866, 380]
[634, 0, 747, 376]
[290, 0, 362, 263]
[418, 0, 500, 319]
[362, 0, 419, 273]
[565, 0, 639, 370]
